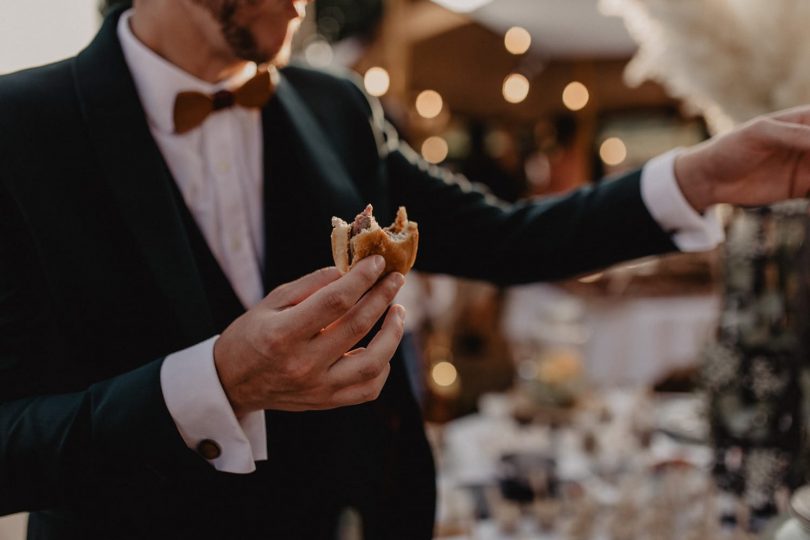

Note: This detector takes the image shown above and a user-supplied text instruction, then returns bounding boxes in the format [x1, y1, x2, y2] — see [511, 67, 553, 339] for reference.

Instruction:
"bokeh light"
[504, 26, 532, 55]
[562, 81, 590, 111]
[304, 39, 333, 68]
[415, 90, 444, 119]
[431, 361, 458, 387]
[421, 136, 449, 164]
[502, 73, 530, 104]
[364, 67, 390, 97]
[600, 137, 628, 166]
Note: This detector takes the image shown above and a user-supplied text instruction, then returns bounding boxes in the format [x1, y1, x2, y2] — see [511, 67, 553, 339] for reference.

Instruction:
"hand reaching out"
[213, 255, 406, 416]
[676, 106, 810, 212]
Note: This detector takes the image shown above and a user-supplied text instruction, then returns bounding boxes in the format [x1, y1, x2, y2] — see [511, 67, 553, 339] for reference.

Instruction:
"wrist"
[213, 335, 250, 418]
[674, 147, 715, 214]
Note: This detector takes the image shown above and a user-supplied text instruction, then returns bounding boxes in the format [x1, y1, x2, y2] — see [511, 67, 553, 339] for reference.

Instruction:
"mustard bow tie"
[173, 66, 276, 134]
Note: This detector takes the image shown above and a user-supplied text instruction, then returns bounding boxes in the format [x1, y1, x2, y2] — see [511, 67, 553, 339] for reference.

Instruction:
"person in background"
[3, 1, 810, 538]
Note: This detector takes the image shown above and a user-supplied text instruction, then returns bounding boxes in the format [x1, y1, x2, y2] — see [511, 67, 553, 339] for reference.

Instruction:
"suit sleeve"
[336, 77, 679, 286]
[388, 147, 677, 284]
[0, 182, 207, 516]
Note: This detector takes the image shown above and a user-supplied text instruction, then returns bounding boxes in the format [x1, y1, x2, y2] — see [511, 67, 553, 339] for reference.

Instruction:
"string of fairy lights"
[354, 25, 628, 169]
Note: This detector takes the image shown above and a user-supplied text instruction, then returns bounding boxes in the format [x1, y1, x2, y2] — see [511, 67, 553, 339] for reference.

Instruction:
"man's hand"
[675, 106, 810, 212]
[212, 255, 406, 416]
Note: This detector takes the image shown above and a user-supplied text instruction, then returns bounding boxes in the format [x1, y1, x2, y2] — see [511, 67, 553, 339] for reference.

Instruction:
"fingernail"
[393, 305, 406, 321]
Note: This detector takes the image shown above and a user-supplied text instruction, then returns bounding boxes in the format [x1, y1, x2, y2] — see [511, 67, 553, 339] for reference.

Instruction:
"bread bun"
[331, 205, 418, 275]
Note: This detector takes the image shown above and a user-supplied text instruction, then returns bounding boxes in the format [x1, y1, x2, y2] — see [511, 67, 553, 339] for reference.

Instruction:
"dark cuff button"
[197, 439, 222, 460]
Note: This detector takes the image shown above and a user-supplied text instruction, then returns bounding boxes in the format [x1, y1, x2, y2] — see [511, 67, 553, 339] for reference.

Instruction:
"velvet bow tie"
[172, 66, 276, 134]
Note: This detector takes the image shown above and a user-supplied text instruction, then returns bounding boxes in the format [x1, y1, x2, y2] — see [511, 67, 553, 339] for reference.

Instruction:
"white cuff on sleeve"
[641, 148, 725, 252]
[160, 336, 268, 473]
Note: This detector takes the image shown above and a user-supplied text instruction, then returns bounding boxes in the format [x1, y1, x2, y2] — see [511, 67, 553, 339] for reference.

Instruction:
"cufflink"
[197, 439, 222, 460]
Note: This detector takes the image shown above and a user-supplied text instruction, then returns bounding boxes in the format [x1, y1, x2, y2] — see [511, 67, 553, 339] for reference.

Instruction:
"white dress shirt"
[118, 11, 267, 472]
[118, 10, 724, 475]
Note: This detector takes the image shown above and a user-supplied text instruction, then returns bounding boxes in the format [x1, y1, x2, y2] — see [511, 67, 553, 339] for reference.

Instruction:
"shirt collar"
[117, 9, 257, 135]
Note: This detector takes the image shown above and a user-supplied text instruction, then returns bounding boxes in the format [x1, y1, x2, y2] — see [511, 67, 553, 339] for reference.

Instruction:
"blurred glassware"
[515, 297, 588, 409]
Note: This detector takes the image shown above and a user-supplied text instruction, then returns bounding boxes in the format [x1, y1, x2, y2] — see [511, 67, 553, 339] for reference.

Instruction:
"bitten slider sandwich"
[331, 205, 419, 275]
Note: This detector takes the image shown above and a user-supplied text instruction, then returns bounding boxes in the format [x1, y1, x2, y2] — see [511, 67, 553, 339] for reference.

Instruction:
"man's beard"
[192, 0, 269, 64]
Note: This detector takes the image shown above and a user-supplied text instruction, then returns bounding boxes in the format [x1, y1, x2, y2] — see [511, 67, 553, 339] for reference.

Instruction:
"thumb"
[264, 267, 342, 309]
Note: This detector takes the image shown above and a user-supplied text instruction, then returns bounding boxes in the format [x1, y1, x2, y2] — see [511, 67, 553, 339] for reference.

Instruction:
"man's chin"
[253, 43, 291, 68]
[236, 35, 293, 66]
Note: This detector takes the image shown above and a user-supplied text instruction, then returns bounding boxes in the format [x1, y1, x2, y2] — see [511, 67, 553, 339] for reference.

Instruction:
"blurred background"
[5, 1, 810, 539]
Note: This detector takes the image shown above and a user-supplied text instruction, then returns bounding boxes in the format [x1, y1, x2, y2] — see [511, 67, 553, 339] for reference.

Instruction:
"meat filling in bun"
[331, 205, 419, 275]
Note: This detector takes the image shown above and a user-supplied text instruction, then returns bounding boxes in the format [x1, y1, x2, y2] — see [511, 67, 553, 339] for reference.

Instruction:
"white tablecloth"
[582, 294, 720, 386]
[503, 284, 720, 387]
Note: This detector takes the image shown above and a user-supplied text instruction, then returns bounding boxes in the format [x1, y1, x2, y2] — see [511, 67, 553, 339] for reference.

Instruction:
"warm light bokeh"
[562, 81, 590, 111]
[504, 26, 532, 55]
[431, 361, 458, 387]
[600, 137, 628, 166]
[502, 73, 531, 104]
[304, 39, 333, 68]
[364, 67, 390, 97]
[415, 89, 444, 119]
[421, 136, 449, 164]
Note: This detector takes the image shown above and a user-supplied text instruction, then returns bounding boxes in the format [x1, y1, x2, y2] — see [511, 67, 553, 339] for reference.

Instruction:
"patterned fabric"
[705, 203, 810, 517]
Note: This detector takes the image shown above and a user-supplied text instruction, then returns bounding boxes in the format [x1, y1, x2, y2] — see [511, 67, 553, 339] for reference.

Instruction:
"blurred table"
[431, 390, 755, 540]
[502, 284, 720, 387]
[583, 295, 719, 386]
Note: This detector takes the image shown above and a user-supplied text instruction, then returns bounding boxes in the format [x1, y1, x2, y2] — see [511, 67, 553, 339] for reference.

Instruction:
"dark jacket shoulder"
[0, 59, 82, 161]
[0, 59, 75, 122]
[280, 64, 392, 161]
[281, 64, 370, 115]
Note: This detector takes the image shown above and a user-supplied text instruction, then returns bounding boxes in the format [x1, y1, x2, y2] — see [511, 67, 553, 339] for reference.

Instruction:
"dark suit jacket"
[0, 8, 677, 540]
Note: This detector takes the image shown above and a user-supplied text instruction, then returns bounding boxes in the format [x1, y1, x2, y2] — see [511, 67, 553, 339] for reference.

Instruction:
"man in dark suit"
[2, 1, 810, 538]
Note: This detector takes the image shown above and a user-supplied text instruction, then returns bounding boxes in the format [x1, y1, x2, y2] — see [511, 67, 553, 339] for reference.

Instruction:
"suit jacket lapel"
[262, 75, 364, 289]
[72, 10, 214, 342]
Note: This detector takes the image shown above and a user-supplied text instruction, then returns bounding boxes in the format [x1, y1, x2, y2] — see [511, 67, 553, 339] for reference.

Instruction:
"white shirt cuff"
[160, 336, 268, 473]
[640, 148, 725, 252]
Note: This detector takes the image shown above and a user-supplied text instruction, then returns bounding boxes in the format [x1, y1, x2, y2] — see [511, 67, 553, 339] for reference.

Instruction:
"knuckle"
[272, 282, 291, 299]
[324, 290, 352, 312]
[348, 314, 373, 338]
[359, 263, 381, 283]
[360, 387, 377, 402]
[358, 361, 381, 380]
[282, 359, 309, 381]
[262, 326, 286, 351]
[327, 377, 343, 393]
